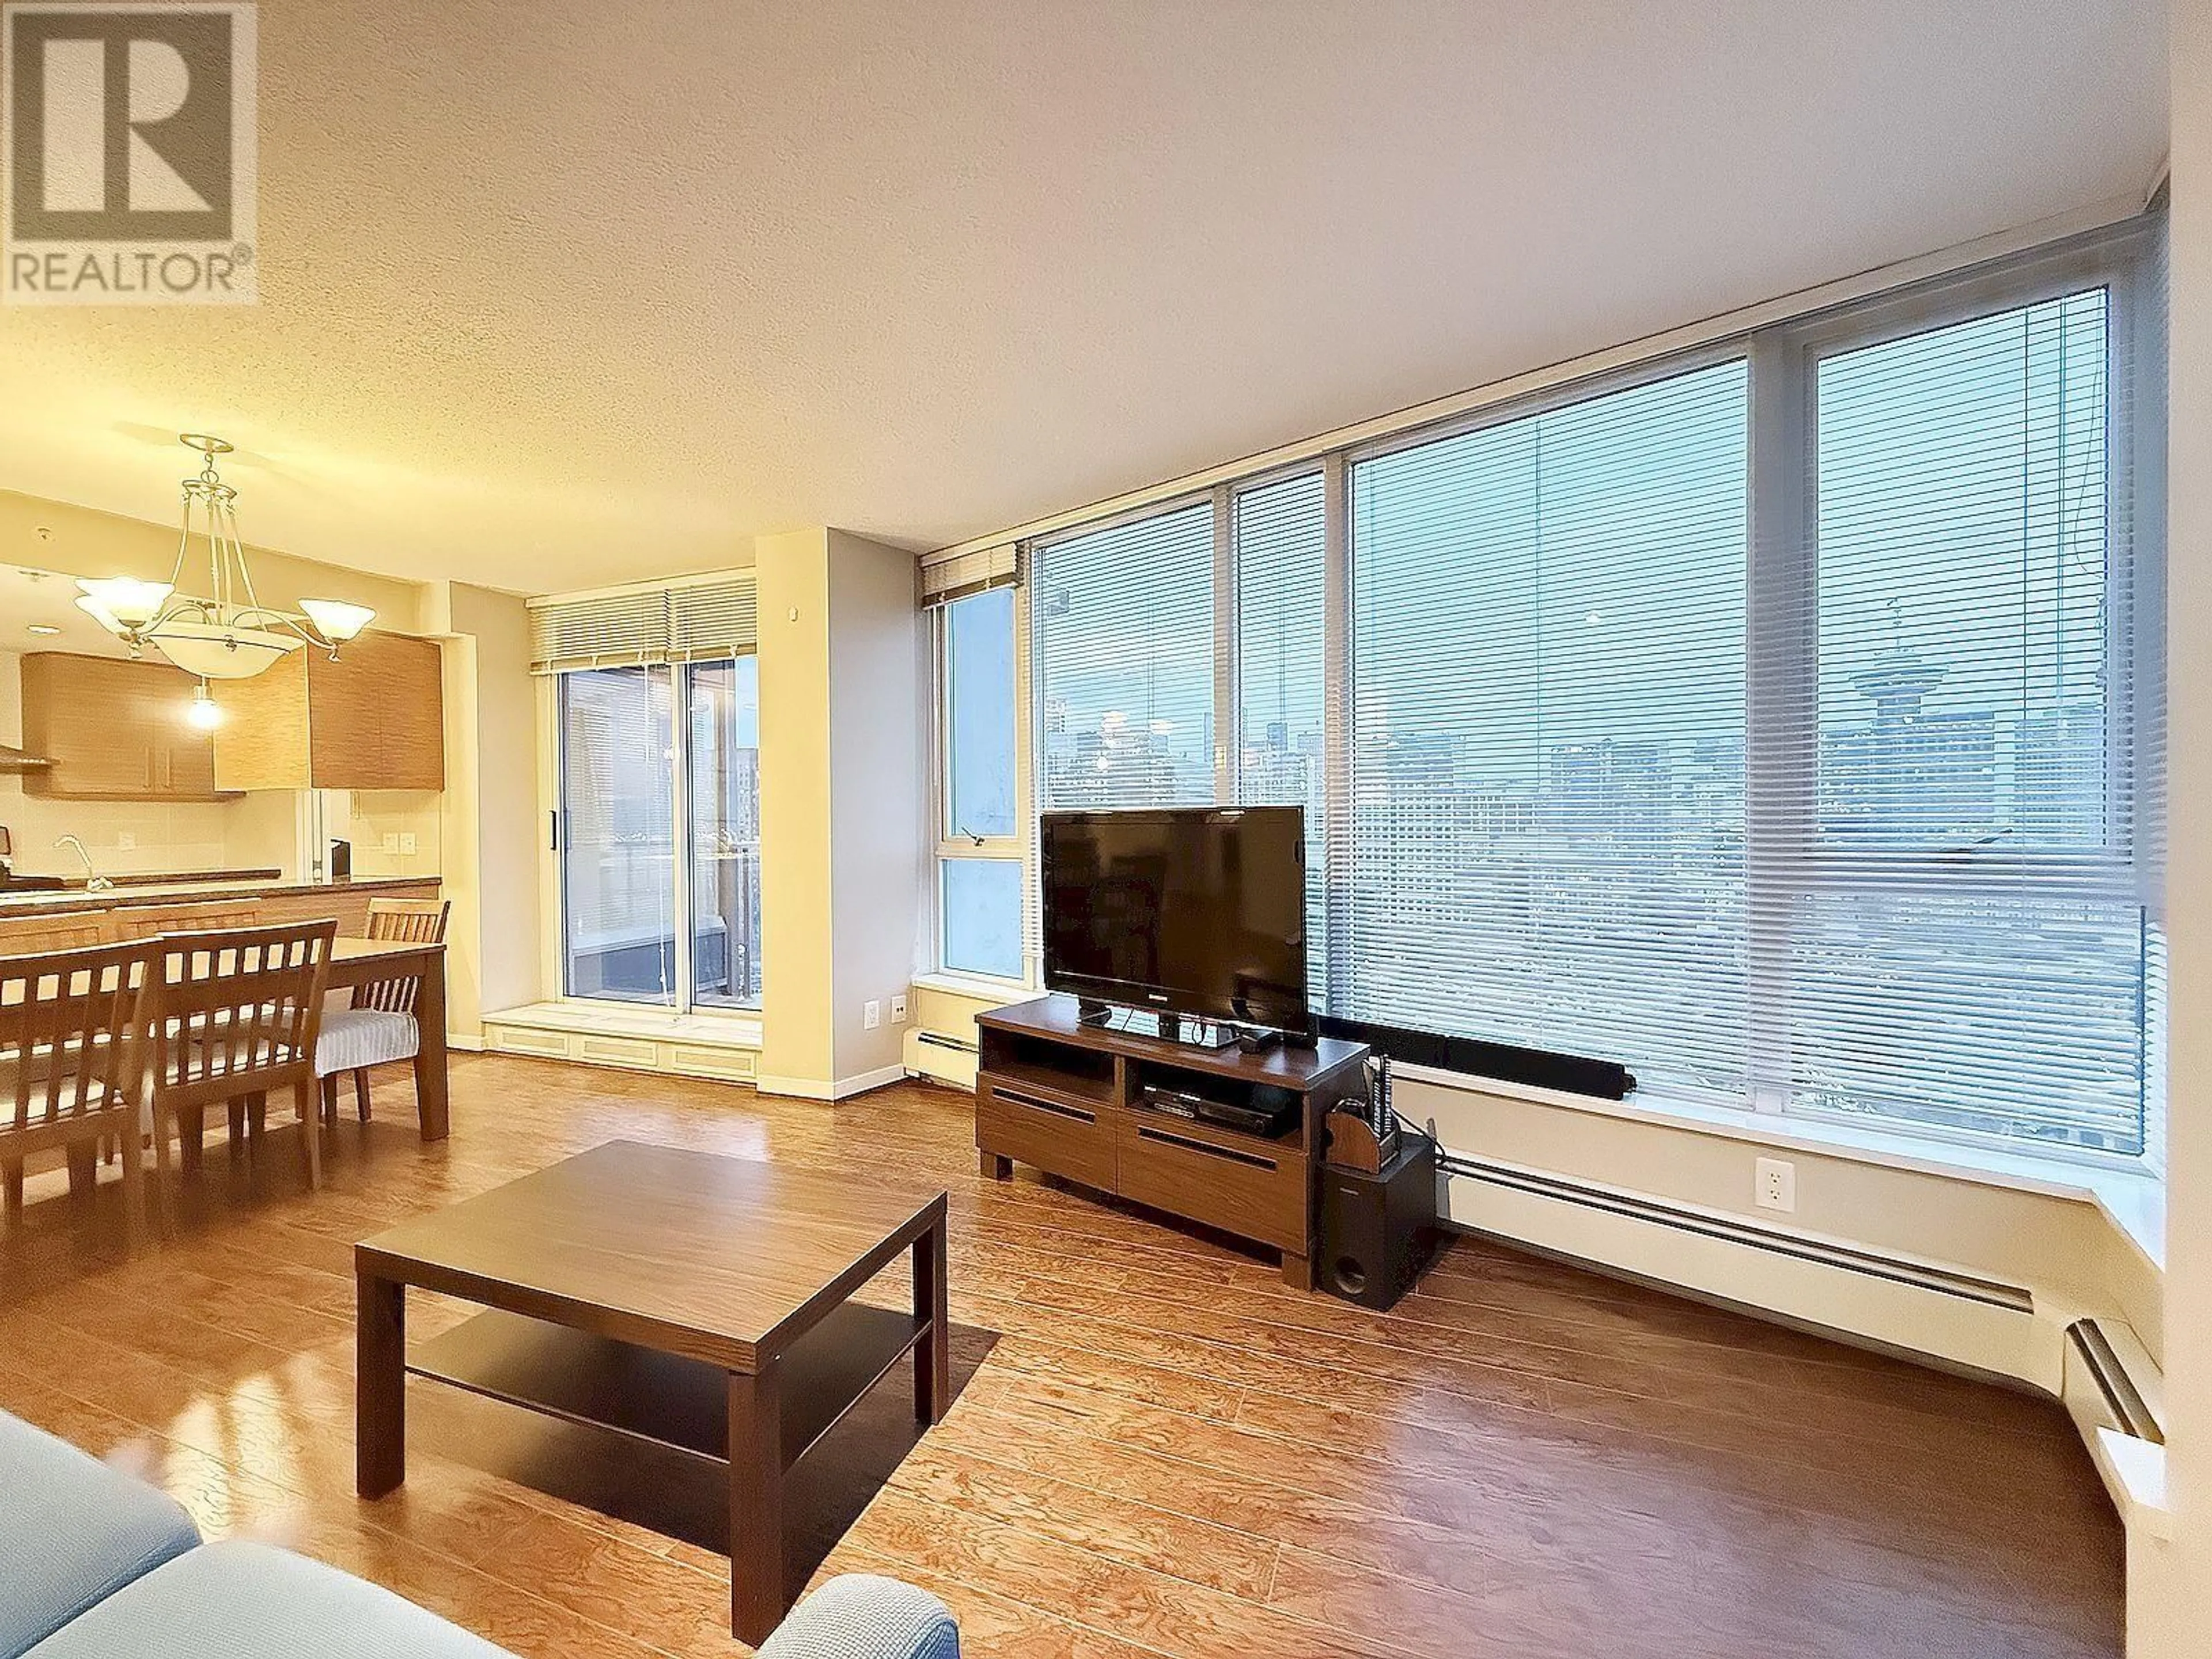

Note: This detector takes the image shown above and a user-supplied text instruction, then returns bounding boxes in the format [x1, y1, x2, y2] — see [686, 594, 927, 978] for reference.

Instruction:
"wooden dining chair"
[316, 898, 450, 1126]
[144, 919, 336, 1205]
[0, 914, 111, 956]
[0, 940, 151, 1240]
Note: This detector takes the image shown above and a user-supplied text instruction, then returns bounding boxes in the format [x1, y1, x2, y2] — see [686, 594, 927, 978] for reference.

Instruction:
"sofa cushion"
[0, 1411, 200, 1659]
[757, 1574, 960, 1659]
[22, 1541, 513, 1659]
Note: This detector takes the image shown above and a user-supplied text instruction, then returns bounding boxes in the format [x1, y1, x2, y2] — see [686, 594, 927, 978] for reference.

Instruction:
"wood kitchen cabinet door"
[20, 653, 227, 801]
[212, 630, 445, 792]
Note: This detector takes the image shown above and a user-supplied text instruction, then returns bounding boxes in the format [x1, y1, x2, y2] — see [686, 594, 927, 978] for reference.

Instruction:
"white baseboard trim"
[755, 1073, 834, 1101]
[833, 1064, 908, 1099]
[756, 1063, 910, 1103]
[446, 1032, 484, 1052]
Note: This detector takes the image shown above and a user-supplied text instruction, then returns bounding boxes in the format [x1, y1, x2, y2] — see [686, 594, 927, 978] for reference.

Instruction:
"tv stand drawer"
[1114, 1113, 1306, 1253]
[976, 1077, 1116, 1191]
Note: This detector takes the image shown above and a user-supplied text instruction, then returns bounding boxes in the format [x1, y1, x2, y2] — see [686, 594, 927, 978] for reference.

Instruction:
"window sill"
[1395, 1062, 2166, 1272]
[911, 970, 1033, 1003]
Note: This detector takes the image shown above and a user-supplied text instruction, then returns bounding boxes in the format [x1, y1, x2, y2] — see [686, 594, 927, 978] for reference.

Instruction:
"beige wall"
[422, 581, 541, 1039]
[825, 529, 925, 1085]
[2, 490, 425, 631]
[756, 528, 923, 1096]
[2141, 3, 2209, 1650]
[757, 529, 838, 1092]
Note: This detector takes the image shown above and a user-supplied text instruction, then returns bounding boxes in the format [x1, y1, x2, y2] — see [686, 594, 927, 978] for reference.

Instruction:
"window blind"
[921, 544, 1021, 607]
[1034, 501, 1215, 810]
[1234, 471, 1330, 999]
[1774, 285, 2148, 1154]
[1344, 360, 1752, 1100]
[529, 575, 758, 673]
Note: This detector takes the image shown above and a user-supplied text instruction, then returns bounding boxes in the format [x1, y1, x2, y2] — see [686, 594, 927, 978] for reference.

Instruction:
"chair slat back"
[106, 899, 264, 942]
[147, 920, 335, 1113]
[355, 898, 449, 1016]
[0, 941, 149, 1138]
[0, 913, 111, 957]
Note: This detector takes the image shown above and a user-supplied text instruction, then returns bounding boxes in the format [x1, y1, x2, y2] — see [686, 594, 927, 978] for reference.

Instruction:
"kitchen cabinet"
[18, 653, 230, 802]
[213, 629, 445, 792]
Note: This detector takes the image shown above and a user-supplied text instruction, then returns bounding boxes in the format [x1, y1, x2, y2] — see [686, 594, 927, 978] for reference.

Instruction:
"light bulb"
[186, 682, 224, 730]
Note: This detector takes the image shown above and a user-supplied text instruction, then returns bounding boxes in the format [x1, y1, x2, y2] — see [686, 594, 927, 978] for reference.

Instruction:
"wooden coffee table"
[353, 1139, 951, 1643]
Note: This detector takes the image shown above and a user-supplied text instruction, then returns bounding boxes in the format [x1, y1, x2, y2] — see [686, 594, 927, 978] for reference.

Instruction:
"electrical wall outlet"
[399, 832, 418, 855]
[890, 993, 908, 1025]
[382, 832, 400, 853]
[1755, 1157, 1797, 1214]
[863, 999, 882, 1031]
[115, 832, 136, 851]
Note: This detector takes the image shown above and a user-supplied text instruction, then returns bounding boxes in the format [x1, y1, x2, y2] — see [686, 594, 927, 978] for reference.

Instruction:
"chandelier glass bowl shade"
[74, 434, 374, 680]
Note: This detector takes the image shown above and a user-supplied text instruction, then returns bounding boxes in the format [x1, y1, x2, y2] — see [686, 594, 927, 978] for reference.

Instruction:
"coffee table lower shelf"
[408, 1300, 927, 1472]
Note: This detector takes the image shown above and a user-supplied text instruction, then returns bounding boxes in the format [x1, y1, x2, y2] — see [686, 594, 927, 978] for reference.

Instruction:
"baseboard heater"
[1439, 1150, 2035, 1315]
[2067, 1319, 2162, 1443]
[903, 1028, 980, 1091]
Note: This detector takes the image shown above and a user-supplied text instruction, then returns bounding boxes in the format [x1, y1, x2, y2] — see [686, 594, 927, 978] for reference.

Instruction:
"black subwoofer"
[1319, 1135, 1441, 1311]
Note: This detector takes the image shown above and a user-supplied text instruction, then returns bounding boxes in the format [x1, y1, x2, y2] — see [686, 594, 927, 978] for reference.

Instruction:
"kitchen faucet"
[53, 835, 112, 892]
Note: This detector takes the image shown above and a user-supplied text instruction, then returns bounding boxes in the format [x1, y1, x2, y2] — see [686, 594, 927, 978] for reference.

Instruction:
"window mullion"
[1745, 331, 1812, 1115]
[1321, 453, 1353, 1016]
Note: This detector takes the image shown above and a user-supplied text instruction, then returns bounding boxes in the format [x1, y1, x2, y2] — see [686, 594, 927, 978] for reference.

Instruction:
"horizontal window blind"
[921, 544, 1021, 607]
[668, 579, 759, 662]
[529, 575, 757, 673]
[1234, 471, 1330, 1001]
[1344, 360, 1751, 1099]
[1776, 285, 2147, 1154]
[1034, 501, 1215, 810]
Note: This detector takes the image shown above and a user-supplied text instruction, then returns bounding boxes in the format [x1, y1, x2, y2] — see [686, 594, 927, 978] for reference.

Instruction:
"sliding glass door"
[686, 657, 763, 1009]
[558, 657, 762, 1012]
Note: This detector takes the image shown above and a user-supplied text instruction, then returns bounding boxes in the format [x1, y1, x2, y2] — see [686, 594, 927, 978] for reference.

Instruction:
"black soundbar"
[1313, 1016, 1635, 1101]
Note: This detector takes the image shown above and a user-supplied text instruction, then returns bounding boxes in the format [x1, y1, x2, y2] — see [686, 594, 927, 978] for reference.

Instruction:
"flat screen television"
[1040, 806, 1309, 1036]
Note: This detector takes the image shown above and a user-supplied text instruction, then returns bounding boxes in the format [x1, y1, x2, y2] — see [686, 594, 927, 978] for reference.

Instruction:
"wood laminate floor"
[0, 1056, 2122, 1658]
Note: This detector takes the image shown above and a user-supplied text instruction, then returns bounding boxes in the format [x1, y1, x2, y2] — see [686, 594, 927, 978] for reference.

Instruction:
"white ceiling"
[0, 0, 2167, 596]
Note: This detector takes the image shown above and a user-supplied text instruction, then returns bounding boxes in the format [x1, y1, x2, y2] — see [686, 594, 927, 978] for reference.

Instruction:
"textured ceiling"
[0, 0, 2168, 596]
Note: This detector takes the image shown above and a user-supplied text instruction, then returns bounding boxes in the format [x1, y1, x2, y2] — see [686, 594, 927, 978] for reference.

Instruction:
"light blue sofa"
[0, 1410, 957, 1659]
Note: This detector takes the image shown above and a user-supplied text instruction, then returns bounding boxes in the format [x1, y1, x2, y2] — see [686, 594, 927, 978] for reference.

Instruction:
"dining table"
[328, 935, 450, 1141]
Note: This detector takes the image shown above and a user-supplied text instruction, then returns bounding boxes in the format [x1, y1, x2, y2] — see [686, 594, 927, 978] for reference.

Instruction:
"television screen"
[1040, 806, 1308, 1033]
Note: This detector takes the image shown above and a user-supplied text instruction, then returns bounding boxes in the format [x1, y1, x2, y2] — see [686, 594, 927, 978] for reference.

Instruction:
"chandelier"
[74, 434, 374, 681]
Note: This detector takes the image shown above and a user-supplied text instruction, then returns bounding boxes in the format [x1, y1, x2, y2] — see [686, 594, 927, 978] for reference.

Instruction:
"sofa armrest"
[755, 1575, 959, 1659]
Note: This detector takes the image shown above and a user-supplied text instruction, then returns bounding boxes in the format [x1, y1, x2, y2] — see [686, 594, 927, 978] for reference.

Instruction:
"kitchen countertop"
[0, 874, 442, 917]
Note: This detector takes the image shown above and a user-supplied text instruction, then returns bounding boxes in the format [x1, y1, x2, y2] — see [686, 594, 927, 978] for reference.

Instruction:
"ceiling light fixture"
[75, 434, 375, 680]
[25, 623, 60, 637]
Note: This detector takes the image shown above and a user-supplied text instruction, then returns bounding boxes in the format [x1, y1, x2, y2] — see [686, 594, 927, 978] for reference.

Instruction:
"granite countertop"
[0, 874, 442, 917]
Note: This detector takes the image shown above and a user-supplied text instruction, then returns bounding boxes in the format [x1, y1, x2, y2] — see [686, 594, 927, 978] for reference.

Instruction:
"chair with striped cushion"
[315, 899, 449, 1127]
[145, 921, 335, 1202]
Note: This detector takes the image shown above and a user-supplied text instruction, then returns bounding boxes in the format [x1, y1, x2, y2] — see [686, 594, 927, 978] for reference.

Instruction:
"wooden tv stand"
[974, 995, 1369, 1289]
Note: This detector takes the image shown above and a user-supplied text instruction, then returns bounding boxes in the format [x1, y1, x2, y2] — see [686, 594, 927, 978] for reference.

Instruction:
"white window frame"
[534, 656, 765, 1018]
[927, 581, 1034, 990]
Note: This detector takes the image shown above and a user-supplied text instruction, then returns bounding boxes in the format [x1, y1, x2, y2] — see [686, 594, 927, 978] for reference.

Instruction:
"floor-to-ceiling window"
[538, 577, 763, 1014]
[929, 218, 2165, 1171]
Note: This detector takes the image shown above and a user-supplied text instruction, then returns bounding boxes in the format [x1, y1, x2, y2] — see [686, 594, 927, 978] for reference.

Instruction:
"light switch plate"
[863, 999, 882, 1031]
